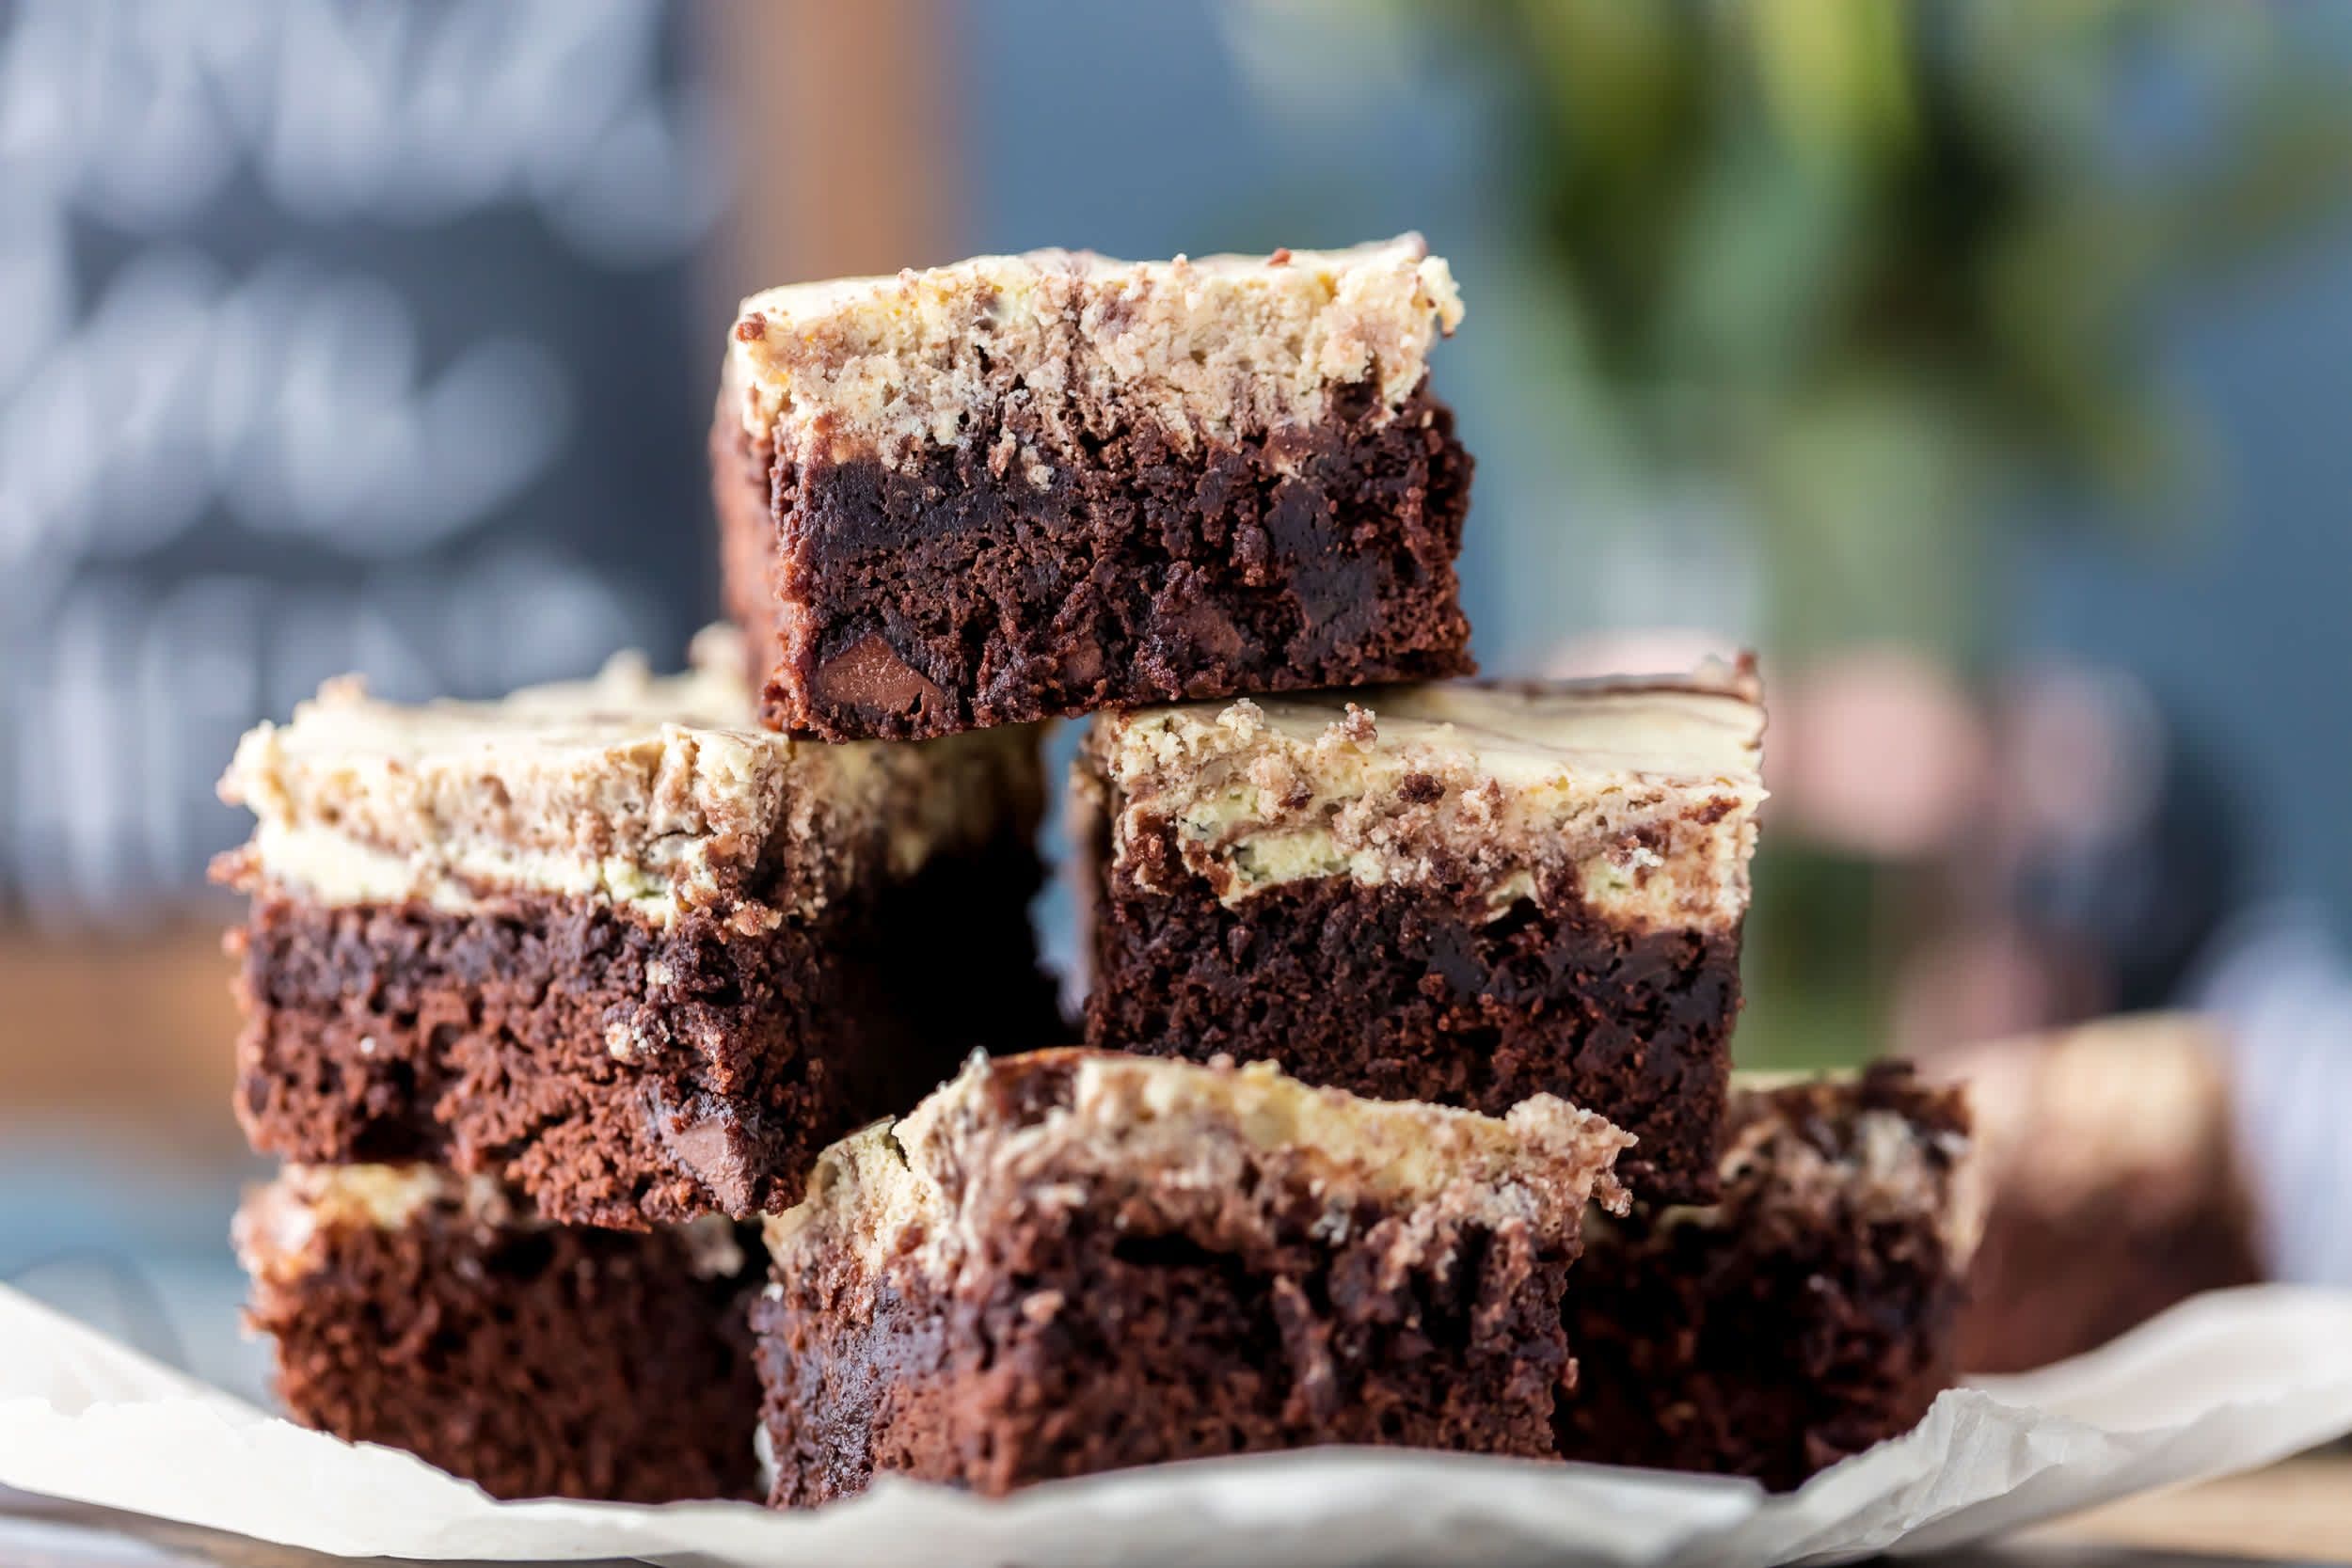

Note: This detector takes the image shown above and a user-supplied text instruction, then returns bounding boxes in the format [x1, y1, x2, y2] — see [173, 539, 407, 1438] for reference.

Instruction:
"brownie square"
[1952, 1016, 2265, 1373]
[714, 235, 1473, 740]
[1553, 1065, 1979, 1489]
[1080, 665, 1766, 1202]
[235, 1164, 761, 1502]
[753, 1050, 1631, 1503]
[216, 628, 1054, 1227]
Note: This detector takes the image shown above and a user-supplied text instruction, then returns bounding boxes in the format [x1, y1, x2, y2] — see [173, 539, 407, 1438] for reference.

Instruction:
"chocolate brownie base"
[1553, 1065, 1976, 1490]
[1961, 1184, 2261, 1374]
[1085, 833, 1737, 1203]
[756, 1050, 1630, 1502]
[235, 838, 1056, 1227]
[241, 1179, 758, 1502]
[757, 1194, 1559, 1502]
[719, 381, 1473, 740]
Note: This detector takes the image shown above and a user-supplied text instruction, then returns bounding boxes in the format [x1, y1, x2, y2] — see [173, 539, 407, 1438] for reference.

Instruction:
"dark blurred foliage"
[1243, 0, 2351, 1063]
[1361, 0, 2352, 654]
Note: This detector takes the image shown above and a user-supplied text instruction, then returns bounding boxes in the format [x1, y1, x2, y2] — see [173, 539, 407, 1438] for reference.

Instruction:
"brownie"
[715, 236, 1474, 740]
[754, 1049, 1632, 1503]
[1080, 665, 1766, 1202]
[1951, 1016, 2265, 1373]
[234, 1164, 761, 1503]
[1552, 1065, 1979, 1490]
[216, 628, 1055, 1227]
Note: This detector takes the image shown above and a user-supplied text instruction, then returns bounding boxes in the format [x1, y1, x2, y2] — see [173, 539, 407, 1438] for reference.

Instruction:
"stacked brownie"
[713, 235, 1473, 739]
[717, 234, 1972, 1501]
[1555, 1065, 1980, 1488]
[224, 230, 1982, 1506]
[756, 1050, 1634, 1500]
[218, 630, 1052, 1498]
[1078, 668, 1766, 1200]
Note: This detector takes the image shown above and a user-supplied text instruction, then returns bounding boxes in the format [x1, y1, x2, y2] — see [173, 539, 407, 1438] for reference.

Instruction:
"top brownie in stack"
[715, 235, 1473, 739]
[217, 629, 1052, 1228]
[1081, 663, 1765, 1201]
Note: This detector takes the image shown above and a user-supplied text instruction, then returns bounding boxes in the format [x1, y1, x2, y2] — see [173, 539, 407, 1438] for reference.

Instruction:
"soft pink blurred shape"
[1890, 918, 2096, 1059]
[1773, 644, 1988, 859]
[1994, 662, 2160, 851]
[1547, 635, 1990, 863]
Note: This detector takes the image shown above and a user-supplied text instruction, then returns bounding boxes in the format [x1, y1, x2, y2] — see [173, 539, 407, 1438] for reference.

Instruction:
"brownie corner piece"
[219, 632, 1051, 1227]
[1554, 1063, 1979, 1489]
[235, 1164, 761, 1502]
[716, 235, 1474, 739]
[1081, 665, 1766, 1202]
[754, 1049, 1632, 1504]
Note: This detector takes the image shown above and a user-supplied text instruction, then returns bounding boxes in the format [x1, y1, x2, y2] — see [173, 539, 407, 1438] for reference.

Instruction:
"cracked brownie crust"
[233, 837, 1054, 1228]
[236, 1166, 760, 1503]
[755, 1050, 1630, 1502]
[1553, 1065, 1979, 1489]
[215, 626, 1040, 925]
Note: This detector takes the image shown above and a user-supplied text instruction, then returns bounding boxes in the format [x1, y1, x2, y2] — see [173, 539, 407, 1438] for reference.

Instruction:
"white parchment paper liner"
[3, 1283, 2349, 1567]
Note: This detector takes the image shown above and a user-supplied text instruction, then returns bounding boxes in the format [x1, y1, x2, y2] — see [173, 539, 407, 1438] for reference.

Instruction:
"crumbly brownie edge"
[715, 395, 789, 696]
[244, 1201, 761, 1502]
[756, 1164, 1575, 1503]
[1553, 1066, 1971, 1488]
[721, 380, 1473, 741]
[1082, 832, 1736, 1203]
[234, 836, 1055, 1227]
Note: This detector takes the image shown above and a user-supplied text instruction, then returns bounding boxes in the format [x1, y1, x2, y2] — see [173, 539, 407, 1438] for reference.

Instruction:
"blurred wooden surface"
[705, 0, 956, 301]
[2026, 1451, 2352, 1560]
[0, 925, 241, 1156]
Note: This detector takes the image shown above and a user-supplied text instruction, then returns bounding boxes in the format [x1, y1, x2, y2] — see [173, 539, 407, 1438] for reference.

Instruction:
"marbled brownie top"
[1085, 661, 1766, 933]
[234, 1164, 747, 1283]
[217, 626, 1039, 925]
[723, 234, 1461, 467]
[1636, 1066, 1982, 1261]
[766, 1050, 1631, 1281]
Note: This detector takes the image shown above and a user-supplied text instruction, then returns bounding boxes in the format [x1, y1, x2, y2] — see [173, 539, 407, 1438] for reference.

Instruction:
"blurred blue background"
[3, 0, 2350, 1394]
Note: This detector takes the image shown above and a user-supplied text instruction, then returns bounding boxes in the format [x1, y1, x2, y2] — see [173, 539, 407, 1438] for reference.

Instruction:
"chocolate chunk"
[810, 633, 950, 726]
[646, 1086, 758, 1215]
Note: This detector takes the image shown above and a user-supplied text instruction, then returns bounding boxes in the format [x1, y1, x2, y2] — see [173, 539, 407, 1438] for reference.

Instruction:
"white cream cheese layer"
[766, 1051, 1632, 1284]
[1089, 665, 1767, 934]
[234, 1164, 746, 1283]
[218, 628, 1038, 923]
[727, 235, 1462, 466]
